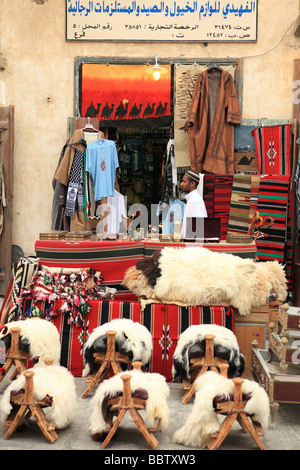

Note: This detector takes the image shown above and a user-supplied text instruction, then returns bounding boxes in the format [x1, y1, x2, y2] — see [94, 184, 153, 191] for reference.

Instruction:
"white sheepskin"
[82, 318, 153, 377]
[0, 318, 61, 365]
[89, 369, 169, 436]
[123, 246, 287, 315]
[173, 371, 270, 448]
[0, 364, 78, 429]
[172, 324, 243, 380]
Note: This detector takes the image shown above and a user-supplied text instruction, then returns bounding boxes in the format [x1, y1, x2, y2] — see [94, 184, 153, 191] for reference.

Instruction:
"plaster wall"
[0, 0, 299, 255]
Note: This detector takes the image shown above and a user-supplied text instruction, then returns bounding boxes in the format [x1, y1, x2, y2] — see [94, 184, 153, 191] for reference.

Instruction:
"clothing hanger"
[207, 63, 223, 72]
[83, 117, 99, 132]
[83, 118, 104, 140]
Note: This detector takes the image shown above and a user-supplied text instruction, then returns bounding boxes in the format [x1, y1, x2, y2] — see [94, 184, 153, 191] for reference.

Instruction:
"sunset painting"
[81, 63, 172, 127]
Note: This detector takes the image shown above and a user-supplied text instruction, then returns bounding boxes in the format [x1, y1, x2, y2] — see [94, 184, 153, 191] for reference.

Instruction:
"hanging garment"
[51, 140, 70, 231]
[96, 190, 126, 235]
[294, 156, 300, 240]
[85, 139, 119, 201]
[54, 129, 87, 186]
[157, 198, 185, 235]
[65, 149, 85, 218]
[188, 69, 241, 174]
[227, 174, 252, 234]
[160, 140, 177, 205]
[252, 124, 292, 176]
[54, 129, 88, 231]
[255, 175, 290, 264]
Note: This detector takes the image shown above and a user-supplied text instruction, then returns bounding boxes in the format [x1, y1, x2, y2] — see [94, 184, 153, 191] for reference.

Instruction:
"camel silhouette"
[129, 103, 143, 119]
[115, 101, 129, 119]
[143, 103, 155, 118]
[238, 156, 256, 165]
[155, 101, 168, 117]
[85, 102, 101, 118]
[101, 102, 115, 120]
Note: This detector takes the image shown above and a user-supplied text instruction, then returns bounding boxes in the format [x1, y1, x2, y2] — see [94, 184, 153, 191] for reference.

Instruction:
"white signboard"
[66, 0, 257, 42]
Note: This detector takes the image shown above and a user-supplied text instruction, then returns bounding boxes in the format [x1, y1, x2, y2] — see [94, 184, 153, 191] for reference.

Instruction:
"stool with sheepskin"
[82, 330, 132, 398]
[182, 334, 229, 404]
[99, 362, 160, 449]
[0, 327, 30, 382]
[3, 358, 58, 443]
[206, 377, 265, 450]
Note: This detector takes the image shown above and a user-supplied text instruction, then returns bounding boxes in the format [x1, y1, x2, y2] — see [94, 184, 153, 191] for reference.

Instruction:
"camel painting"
[81, 64, 171, 123]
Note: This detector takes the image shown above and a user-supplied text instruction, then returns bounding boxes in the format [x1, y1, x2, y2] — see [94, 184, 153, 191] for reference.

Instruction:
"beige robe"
[188, 69, 241, 175]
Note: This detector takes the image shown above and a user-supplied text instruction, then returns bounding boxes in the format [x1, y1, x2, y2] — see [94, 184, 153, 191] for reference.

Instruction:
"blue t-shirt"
[157, 199, 185, 234]
[85, 139, 119, 201]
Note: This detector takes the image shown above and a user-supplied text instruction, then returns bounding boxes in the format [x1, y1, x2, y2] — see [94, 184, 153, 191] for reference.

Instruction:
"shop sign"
[66, 0, 257, 42]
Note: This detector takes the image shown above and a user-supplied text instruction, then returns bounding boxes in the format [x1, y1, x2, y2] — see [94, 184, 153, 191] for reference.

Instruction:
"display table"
[34, 239, 257, 300]
[22, 298, 234, 380]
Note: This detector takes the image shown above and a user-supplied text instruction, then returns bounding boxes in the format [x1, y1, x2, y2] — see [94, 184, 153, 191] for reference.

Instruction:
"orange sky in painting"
[81, 64, 171, 121]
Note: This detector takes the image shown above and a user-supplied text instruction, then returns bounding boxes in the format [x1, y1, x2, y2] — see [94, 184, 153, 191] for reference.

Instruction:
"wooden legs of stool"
[207, 378, 265, 450]
[3, 370, 58, 444]
[82, 330, 131, 399]
[0, 327, 30, 383]
[101, 374, 158, 450]
[182, 334, 229, 405]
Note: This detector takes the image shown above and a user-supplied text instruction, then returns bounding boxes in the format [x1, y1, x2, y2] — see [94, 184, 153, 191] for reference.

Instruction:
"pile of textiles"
[13, 266, 117, 326]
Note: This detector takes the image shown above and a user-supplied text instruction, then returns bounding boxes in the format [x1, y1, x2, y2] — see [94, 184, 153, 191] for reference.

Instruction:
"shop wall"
[0, 0, 299, 255]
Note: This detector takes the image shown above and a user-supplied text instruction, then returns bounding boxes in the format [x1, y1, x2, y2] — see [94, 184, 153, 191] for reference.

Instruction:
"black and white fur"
[82, 318, 153, 377]
[172, 324, 244, 381]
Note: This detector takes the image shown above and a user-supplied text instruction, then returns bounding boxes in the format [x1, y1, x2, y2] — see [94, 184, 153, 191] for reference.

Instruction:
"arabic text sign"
[66, 0, 257, 41]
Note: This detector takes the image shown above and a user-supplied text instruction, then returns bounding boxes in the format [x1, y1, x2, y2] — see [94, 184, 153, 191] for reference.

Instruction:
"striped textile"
[227, 174, 252, 233]
[203, 174, 215, 217]
[7, 257, 39, 323]
[256, 175, 290, 263]
[19, 298, 234, 380]
[213, 176, 233, 240]
[249, 175, 261, 224]
[35, 240, 145, 301]
[252, 124, 292, 176]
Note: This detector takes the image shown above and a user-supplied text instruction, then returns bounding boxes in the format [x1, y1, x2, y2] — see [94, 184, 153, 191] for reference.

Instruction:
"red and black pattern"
[18, 299, 234, 381]
[256, 175, 290, 263]
[252, 124, 292, 176]
[213, 176, 233, 240]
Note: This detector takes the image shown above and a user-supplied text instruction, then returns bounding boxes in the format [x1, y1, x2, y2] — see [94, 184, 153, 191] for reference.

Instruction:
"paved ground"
[0, 374, 299, 454]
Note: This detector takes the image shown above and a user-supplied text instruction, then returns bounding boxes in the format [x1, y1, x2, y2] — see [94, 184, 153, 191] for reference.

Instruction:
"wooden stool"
[206, 377, 265, 450]
[82, 330, 132, 398]
[3, 368, 58, 443]
[182, 334, 229, 404]
[0, 327, 30, 382]
[100, 373, 159, 450]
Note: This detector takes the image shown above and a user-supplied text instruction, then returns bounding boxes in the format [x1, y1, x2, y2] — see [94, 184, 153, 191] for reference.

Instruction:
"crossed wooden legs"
[206, 377, 265, 450]
[100, 373, 159, 450]
[3, 368, 58, 443]
[182, 334, 229, 404]
[82, 330, 132, 398]
[0, 327, 30, 382]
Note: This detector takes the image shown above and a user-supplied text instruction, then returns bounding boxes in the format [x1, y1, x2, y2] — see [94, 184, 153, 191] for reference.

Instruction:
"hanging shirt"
[181, 189, 207, 238]
[96, 190, 126, 235]
[157, 199, 185, 235]
[85, 139, 119, 201]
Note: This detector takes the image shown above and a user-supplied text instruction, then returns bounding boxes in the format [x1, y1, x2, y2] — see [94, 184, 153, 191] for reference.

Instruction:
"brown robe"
[188, 69, 241, 175]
